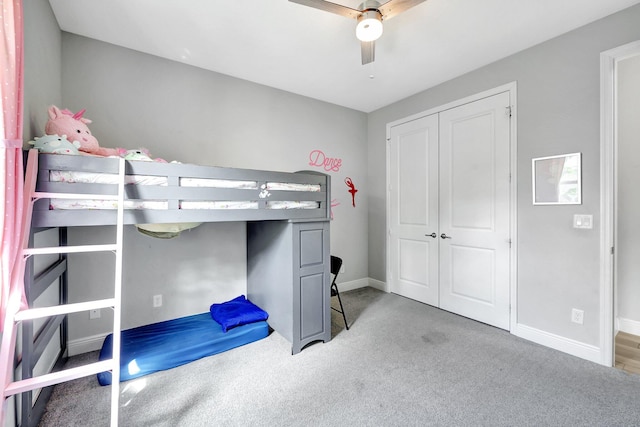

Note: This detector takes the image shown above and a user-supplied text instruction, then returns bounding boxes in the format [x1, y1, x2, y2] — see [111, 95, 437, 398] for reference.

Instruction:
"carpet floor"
[38, 287, 640, 426]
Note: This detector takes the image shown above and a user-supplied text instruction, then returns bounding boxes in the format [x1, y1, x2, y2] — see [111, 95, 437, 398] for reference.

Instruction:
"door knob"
[440, 233, 452, 239]
[426, 233, 437, 238]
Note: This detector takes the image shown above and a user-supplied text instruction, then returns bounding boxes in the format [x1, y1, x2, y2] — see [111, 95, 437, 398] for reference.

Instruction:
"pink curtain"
[0, 0, 27, 331]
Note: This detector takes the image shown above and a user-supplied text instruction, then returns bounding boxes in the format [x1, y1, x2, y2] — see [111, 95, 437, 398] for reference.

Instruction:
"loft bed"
[20, 151, 332, 426]
[31, 153, 331, 227]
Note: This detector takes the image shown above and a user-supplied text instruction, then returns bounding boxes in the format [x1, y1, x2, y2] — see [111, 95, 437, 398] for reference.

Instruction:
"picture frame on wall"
[532, 152, 582, 205]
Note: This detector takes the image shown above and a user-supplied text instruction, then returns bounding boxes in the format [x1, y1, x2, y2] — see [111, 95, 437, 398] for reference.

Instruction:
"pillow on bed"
[210, 295, 269, 332]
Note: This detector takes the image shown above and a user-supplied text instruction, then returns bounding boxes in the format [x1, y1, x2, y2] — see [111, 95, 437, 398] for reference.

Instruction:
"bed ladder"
[0, 149, 125, 427]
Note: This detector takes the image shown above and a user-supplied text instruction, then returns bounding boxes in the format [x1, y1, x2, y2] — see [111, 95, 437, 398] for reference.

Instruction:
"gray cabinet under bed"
[247, 220, 331, 354]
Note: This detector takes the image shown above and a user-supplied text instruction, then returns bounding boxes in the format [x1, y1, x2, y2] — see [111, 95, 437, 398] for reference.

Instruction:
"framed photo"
[532, 152, 582, 205]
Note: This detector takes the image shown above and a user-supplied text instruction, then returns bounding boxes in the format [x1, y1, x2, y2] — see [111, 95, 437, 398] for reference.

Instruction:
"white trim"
[367, 278, 387, 292]
[67, 333, 109, 356]
[600, 46, 615, 367]
[385, 82, 518, 332]
[386, 82, 517, 129]
[336, 278, 370, 292]
[512, 323, 601, 364]
[508, 85, 519, 333]
[337, 277, 387, 293]
[600, 40, 640, 368]
[385, 115, 392, 300]
[617, 318, 640, 337]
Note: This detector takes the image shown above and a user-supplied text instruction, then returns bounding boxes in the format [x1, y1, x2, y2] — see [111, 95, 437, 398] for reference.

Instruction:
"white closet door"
[438, 92, 511, 329]
[388, 114, 439, 306]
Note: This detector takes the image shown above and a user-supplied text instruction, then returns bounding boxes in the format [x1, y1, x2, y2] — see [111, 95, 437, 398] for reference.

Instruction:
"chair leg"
[331, 284, 349, 330]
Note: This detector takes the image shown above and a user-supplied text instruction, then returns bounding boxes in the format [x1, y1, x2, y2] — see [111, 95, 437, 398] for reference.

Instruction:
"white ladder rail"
[0, 149, 40, 423]
[0, 150, 125, 427]
[13, 299, 116, 322]
[5, 360, 114, 396]
[110, 156, 125, 427]
[24, 244, 118, 256]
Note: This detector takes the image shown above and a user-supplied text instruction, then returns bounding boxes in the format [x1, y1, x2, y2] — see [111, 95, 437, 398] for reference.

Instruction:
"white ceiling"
[48, 0, 640, 113]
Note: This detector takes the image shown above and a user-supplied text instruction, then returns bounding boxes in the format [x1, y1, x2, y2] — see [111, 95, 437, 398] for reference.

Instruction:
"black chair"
[330, 256, 349, 330]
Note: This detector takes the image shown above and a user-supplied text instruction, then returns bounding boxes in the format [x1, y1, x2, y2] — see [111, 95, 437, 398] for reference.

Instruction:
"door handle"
[440, 233, 452, 239]
[426, 233, 437, 238]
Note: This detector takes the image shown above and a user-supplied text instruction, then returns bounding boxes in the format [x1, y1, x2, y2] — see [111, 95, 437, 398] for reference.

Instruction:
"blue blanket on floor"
[97, 313, 269, 385]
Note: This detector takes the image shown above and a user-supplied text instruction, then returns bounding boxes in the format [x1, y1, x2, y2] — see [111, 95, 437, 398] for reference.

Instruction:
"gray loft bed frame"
[20, 152, 331, 427]
[31, 153, 331, 227]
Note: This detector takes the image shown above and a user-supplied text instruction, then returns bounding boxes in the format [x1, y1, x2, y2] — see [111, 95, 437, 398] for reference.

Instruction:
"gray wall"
[617, 53, 640, 328]
[23, 2, 640, 355]
[23, 0, 61, 140]
[368, 4, 640, 347]
[56, 34, 367, 340]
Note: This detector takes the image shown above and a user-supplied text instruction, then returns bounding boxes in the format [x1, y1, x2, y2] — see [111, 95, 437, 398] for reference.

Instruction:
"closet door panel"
[439, 92, 511, 330]
[448, 111, 495, 230]
[447, 245, 495, 304]
[388, 113, 439, 306]
[399, 136, 429, 225]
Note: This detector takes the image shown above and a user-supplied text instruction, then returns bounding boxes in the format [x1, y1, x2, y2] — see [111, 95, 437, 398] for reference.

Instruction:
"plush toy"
[120, 148, 168, 163]
[29, 134, 81, 155]
[122, 148, 153, 161]
[44, 105, 120, 157]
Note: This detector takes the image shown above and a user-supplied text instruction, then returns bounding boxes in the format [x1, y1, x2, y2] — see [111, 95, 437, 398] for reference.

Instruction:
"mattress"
[49, 199, 319, 210]
[48, 170, 321, 210]
[97, 313, 269, 385]
[49, 170, 321, 191]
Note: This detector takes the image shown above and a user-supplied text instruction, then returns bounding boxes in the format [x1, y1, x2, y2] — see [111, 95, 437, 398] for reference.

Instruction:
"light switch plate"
[573, 214, 593, 229]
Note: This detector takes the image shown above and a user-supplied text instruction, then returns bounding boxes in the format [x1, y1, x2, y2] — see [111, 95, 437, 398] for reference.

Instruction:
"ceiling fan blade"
[379, 0, 426, 20]
[361, 40, 375, 65]
[289, 0, 361, 19]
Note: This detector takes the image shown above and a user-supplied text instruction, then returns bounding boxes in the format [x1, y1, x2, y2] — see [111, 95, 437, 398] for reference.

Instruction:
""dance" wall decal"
[308, 149, 342, 172]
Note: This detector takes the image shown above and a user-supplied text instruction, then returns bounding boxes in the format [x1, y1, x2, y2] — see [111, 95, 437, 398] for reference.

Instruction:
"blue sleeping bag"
[98, 312, 269, 385]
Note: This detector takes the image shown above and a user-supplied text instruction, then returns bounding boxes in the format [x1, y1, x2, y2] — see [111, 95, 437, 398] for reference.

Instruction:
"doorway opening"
[600, 40, 640, 368]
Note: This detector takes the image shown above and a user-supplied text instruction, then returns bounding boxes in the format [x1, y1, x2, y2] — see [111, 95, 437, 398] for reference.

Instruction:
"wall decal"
[345, 177, 358, 207]
[309, 149, 342, 172]
[331, 199, 340, 220]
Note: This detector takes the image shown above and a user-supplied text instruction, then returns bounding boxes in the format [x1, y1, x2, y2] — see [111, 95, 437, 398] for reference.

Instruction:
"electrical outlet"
[153, 294, 163, 308]
[571, 308, 584, 325]
[89, 309, 101, 320]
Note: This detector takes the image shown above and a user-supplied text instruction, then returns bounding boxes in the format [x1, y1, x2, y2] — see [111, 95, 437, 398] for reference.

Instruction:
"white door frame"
[600, 40, 640, 367]
[385, 82, 518, 331]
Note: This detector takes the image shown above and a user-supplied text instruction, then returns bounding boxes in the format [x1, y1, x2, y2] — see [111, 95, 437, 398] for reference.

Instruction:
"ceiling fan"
[289, 0, 426, 64]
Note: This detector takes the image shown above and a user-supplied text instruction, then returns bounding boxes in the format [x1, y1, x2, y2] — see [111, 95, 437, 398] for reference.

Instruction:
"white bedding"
[48, 171, 321, 191]
[49, 170, 168, 186]
[48, 170, 321, 210]
[49, 199, 319, 210]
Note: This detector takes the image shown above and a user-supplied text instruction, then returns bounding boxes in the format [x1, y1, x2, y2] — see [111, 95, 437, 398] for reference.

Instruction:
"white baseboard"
[617, 317, 640, 336]
[68, 333, 108, 356]
[367, 278, 387, 292]
[337, 277, 387, 293]
[512, 323, 603, 365]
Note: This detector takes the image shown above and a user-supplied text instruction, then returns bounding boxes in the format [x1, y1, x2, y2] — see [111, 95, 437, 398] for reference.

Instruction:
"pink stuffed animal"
[44, 106, 120, 157]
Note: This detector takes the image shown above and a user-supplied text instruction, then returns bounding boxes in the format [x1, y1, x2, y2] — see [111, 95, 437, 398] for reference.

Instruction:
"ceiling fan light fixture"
[356, 10, 383, 42]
